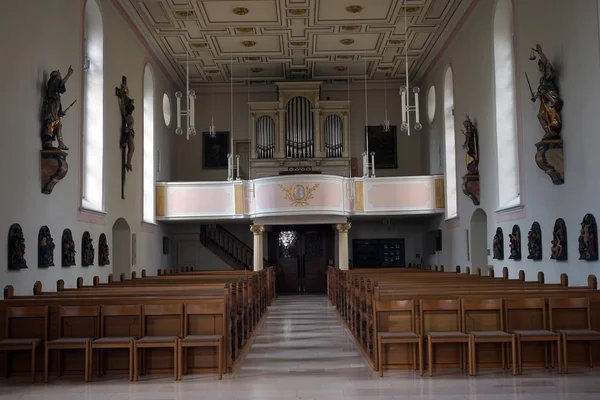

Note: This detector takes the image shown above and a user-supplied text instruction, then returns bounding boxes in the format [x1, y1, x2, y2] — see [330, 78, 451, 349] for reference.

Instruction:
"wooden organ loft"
[248, 81, 351, 179]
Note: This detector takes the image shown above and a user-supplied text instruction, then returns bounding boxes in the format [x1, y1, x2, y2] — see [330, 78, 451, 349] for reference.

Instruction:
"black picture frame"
[203, 131, 229, 169]
[366, 125, 398, 169]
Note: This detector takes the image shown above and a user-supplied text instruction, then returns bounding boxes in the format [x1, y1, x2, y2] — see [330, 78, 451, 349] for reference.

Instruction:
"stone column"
[250, 225, 265, 271]
[336, 223, 351, 270]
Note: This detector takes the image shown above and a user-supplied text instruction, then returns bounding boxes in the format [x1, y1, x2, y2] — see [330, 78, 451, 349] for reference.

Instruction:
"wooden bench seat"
[328, 266, 599, 377]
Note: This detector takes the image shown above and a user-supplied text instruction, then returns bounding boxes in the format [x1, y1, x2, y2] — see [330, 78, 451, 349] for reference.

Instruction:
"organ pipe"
[256, 115, 275, 159]
[324, 115, 343, 158]
[285, 96, 314, 159]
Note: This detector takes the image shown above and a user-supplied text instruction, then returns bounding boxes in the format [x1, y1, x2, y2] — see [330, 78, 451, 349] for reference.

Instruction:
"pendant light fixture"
[399, 4, 422, 136]
[383, 77, 390, 132]
[362, 48, 375, 178]
[175, 10, 196, 140]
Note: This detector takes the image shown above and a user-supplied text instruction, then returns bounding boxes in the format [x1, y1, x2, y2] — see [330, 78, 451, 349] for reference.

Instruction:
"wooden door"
[274, 227, 328, 294]
[276, 230, 301, 294]
[301, 230, 327, 293]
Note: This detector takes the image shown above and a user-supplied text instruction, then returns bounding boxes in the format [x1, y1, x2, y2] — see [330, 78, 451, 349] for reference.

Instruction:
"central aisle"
[237, 295, 368, 374]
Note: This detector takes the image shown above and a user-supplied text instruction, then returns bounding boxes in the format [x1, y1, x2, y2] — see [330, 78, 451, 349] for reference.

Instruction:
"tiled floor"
[2, 295, 600, 399]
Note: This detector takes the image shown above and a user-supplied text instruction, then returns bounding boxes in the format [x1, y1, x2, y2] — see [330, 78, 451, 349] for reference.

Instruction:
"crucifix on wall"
[115, 76, 135, 199]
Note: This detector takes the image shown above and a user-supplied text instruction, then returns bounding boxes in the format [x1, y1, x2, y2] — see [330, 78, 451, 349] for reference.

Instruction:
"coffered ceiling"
[117, 0, 472, 86]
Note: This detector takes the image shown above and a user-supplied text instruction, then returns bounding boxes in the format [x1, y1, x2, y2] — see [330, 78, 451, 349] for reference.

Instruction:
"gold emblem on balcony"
[340, 39, 355, 45]
[278, 183, 320, 206]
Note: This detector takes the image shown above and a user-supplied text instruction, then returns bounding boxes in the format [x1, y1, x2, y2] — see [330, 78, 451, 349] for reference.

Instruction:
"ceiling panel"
[118, 0, 470, 85]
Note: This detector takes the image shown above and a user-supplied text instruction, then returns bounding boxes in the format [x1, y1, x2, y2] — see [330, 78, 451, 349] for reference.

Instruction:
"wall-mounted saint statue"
[527, 45, 563, 139]
[8, 224, 27, 270]
[550, 218, 567, 261]
[61, 229, 76, 267]
[116, 76, 135, 199]
[82, 231, 95, 266]
[527, 222, 542, 261]
[38, 226, 55, 267]
[578, 214, 598, 261]
[461, 115, 479, 175]
[116, 76, 135, 171]
[460, 114, 481, 205]
[98, 233, 110, 266]
[493, 227, 504, 260]
[42, 66, 76, 150]
[508, 225, 521, 261]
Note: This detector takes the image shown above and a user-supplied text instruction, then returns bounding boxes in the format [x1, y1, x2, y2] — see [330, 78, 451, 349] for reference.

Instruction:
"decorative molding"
[354, 181, 364, 212]
[40, 149, 69, 195]
[535, 139, 564, 185]
[434, 178, 445, 208]
[156, 185, 165, 217]
[234, 183, 244, 214]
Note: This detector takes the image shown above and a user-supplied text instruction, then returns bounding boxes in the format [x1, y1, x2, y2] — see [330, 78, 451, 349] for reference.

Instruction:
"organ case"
[248, 81, 351, 178]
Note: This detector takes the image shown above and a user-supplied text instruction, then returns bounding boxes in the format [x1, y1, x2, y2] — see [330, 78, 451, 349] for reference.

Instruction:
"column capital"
[336, 222, 351, 233]
[250, 224, 266, 235]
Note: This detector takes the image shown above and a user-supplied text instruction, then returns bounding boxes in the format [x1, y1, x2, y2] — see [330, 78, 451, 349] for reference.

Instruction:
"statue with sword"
[525, 44, 563, 139]
[42, 65, 76, 150]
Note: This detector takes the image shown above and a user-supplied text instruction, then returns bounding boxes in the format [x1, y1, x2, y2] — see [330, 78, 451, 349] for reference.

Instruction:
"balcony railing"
[156, 175, 445, 221]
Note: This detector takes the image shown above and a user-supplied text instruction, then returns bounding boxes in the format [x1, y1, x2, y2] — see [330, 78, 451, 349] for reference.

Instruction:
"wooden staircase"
[200, 224, 265, 270]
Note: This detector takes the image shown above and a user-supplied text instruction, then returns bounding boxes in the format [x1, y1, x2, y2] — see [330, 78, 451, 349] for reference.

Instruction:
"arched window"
[493, 0, 520, 209]
[82, 0, 104, 212]
[443, 66, 457, 219]
[143, 64, 155, 224]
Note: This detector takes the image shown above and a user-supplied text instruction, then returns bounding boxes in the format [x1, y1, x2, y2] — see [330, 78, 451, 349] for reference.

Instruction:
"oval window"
[162, 92, 171, 127]
[427, 86, 436, 123]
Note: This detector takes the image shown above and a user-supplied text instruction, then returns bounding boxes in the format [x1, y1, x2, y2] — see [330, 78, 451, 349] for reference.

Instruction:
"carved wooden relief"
[508, 225, 521, 261]
[82, 231, 95, 266]
[492, 227, 504, 260]
[38, 226, 55, 267]
[578, 213, 598, 261]
[8, 223, 27, 270]
[550, 218, 567, 261]
[527, 222, 542, 261]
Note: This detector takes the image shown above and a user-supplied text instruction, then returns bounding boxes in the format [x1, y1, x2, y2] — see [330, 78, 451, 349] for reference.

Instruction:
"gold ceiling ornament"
[245, 56, 260, 61]
[242, 40, 257, 47]
[191, 43, 208, 48]
[278, 183, 320, 206]
[345, 5, 363, 13]
[289, 8, 307, 15]
[251, 68, 263, 73]
[337, 55, 353, 60]
[339, 38, 355, 45]
[232, 7, 249, 15]
[236, 27, 254, 33]
[388, 39, 404, 45]
[341, 25, 360, 31]
[334, 66, 348, 72]
[175, 10, 194, 17]
[205, 70, 220, 74]
[405, 6, 420, 12]
[290, 41, 307, 47]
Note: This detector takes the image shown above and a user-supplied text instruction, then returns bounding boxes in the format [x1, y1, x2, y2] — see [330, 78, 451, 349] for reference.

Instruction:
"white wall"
[348, 219, 427, 267]
[0, 0, 177, 295]
[174, 83, 423, 181]
[420, 0, 600, 285]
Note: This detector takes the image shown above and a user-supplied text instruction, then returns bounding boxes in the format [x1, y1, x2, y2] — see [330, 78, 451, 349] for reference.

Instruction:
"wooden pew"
[328, 267, 600, 376]
[0, 267, 275, 382]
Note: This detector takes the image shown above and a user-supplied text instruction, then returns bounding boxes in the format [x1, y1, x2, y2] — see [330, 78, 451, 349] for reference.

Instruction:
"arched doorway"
[470, 209, 488, 273]
[112, 218, 131, 279]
